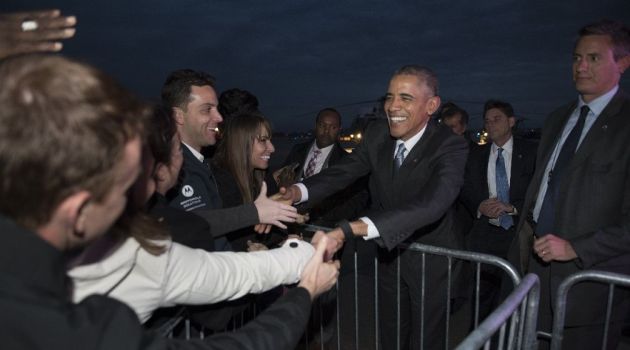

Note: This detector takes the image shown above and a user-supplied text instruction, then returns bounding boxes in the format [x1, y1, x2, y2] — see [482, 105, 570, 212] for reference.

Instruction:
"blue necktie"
[535, 105, 590, 236]
[393, 143, 406, 175]
[496, 147, 513, 230]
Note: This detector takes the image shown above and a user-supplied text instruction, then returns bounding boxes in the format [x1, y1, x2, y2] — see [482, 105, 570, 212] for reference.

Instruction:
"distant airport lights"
[340, 132, 362, 142]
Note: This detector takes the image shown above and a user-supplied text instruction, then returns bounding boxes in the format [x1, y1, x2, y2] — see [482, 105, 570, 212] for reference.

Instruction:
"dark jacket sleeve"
[193, 204, 259, 237]
[194, 287, 312, 350]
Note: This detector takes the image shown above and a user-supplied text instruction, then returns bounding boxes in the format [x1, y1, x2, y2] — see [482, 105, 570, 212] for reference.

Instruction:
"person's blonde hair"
[0, 54, 147, 229]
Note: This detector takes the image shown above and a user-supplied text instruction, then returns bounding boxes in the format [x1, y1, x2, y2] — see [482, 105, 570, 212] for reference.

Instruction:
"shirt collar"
[578, 85, 618, 116]
[492, 135, 513, 154]
[396, 124, 427, 152]
[183, 142, 205, 162]
[311, 142, 334, 153]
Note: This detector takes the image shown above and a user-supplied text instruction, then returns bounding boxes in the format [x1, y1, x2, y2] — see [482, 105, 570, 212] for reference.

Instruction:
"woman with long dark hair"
[213, 113, 278, 251]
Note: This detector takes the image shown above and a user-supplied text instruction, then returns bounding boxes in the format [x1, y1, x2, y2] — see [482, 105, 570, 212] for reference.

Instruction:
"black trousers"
[529, 255, 625, 350]
[378, 247, 450, 350]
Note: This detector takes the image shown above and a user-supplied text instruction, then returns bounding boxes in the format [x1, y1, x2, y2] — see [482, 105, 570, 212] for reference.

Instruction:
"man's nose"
[575, 59, 588, 72]
[390, 97, 405, 110]
[214, 110, 223, 122]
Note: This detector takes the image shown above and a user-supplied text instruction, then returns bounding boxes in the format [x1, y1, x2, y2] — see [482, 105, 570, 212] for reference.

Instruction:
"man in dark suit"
[282, 65, 468, 350]
[508, 19, 630, 349]
[283, 108, 346, 180]
[461, 100, 537, 319]
[279, 108, 367, 226]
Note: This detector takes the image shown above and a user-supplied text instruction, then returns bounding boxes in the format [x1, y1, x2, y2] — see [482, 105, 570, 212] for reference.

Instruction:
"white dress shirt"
[301, 142, 334, 178]
[485, 137, 513, 226]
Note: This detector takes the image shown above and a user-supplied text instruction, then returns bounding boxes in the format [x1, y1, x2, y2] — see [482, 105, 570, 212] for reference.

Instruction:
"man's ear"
[618, 55, 630, 74]
[173, 107, 185, 125]
[67, 191, 92, 238]
[37, 191, 91, 250]
[509, 116, 516, 128]
[428, 96, 441, 115]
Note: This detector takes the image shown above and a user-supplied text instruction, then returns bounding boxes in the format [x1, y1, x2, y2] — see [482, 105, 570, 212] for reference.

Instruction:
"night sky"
[3, 0, 630, 132]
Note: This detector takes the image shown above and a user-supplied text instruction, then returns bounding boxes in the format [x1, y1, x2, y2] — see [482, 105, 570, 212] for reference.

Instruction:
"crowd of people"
[0, 8, 629, 350]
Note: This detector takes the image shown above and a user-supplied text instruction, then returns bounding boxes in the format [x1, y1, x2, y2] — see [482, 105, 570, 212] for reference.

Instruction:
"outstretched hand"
[311, 230, 344, 262]
[298, 234, 340, 300]
[0, 9, 76, 59]
[254, 181, 299, 231]
[277, 185, 303, 204]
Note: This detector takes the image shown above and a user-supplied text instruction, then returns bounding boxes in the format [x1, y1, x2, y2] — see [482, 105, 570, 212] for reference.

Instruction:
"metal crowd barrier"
[301, 241, 524, 350]
[548, 270, 630, 350]
[153, 231, 526, 350]
[398, 243, 522, 350]
[455, 273, 540, 350]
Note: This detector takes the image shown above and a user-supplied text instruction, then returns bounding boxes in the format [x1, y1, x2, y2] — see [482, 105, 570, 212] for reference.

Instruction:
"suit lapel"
[323, 143, 343, 169]
[297, 142, 312, 179]
[510, 139, 525, 198]
[526, 102, 576, 201]
[569, 91, 626, 169]
[480, 144, 491, 199]
[397, 122, 436, 177]
[379, 136, 397, 182]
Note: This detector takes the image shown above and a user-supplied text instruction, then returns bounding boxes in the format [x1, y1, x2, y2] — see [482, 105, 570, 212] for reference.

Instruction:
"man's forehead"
[485, 108, 509, 119]
[388, 75, 428, 93]
[318, 113, 340, 123]
[575, 34, 614, 52]
[189, 85, 217, 104]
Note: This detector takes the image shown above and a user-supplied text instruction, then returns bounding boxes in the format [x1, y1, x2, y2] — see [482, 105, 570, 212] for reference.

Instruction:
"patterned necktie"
[304, 149, 321, 178]
[535, 105, 590, 236]
[393, 143, 406, 175]
[496, 147, 513, 230]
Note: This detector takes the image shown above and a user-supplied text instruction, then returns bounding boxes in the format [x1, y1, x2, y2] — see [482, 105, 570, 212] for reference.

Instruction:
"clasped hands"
[478, 197, 513, 219]
[253, 183, 308, 234]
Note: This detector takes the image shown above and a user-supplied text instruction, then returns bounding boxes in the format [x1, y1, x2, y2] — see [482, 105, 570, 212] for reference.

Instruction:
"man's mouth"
[389, 116, 407, 123]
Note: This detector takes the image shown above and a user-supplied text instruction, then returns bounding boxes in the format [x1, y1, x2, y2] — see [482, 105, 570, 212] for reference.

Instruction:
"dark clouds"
[3, 0, 630, 131]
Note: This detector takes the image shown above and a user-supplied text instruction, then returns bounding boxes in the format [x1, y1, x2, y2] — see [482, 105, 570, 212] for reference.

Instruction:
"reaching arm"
[161, 238, 314, 306]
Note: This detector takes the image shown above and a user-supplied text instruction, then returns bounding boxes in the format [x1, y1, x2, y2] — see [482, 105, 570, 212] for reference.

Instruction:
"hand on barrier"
[298, 234, 340, 300]
[0, 9, 76, 59]
[254, 181, 299, 231]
